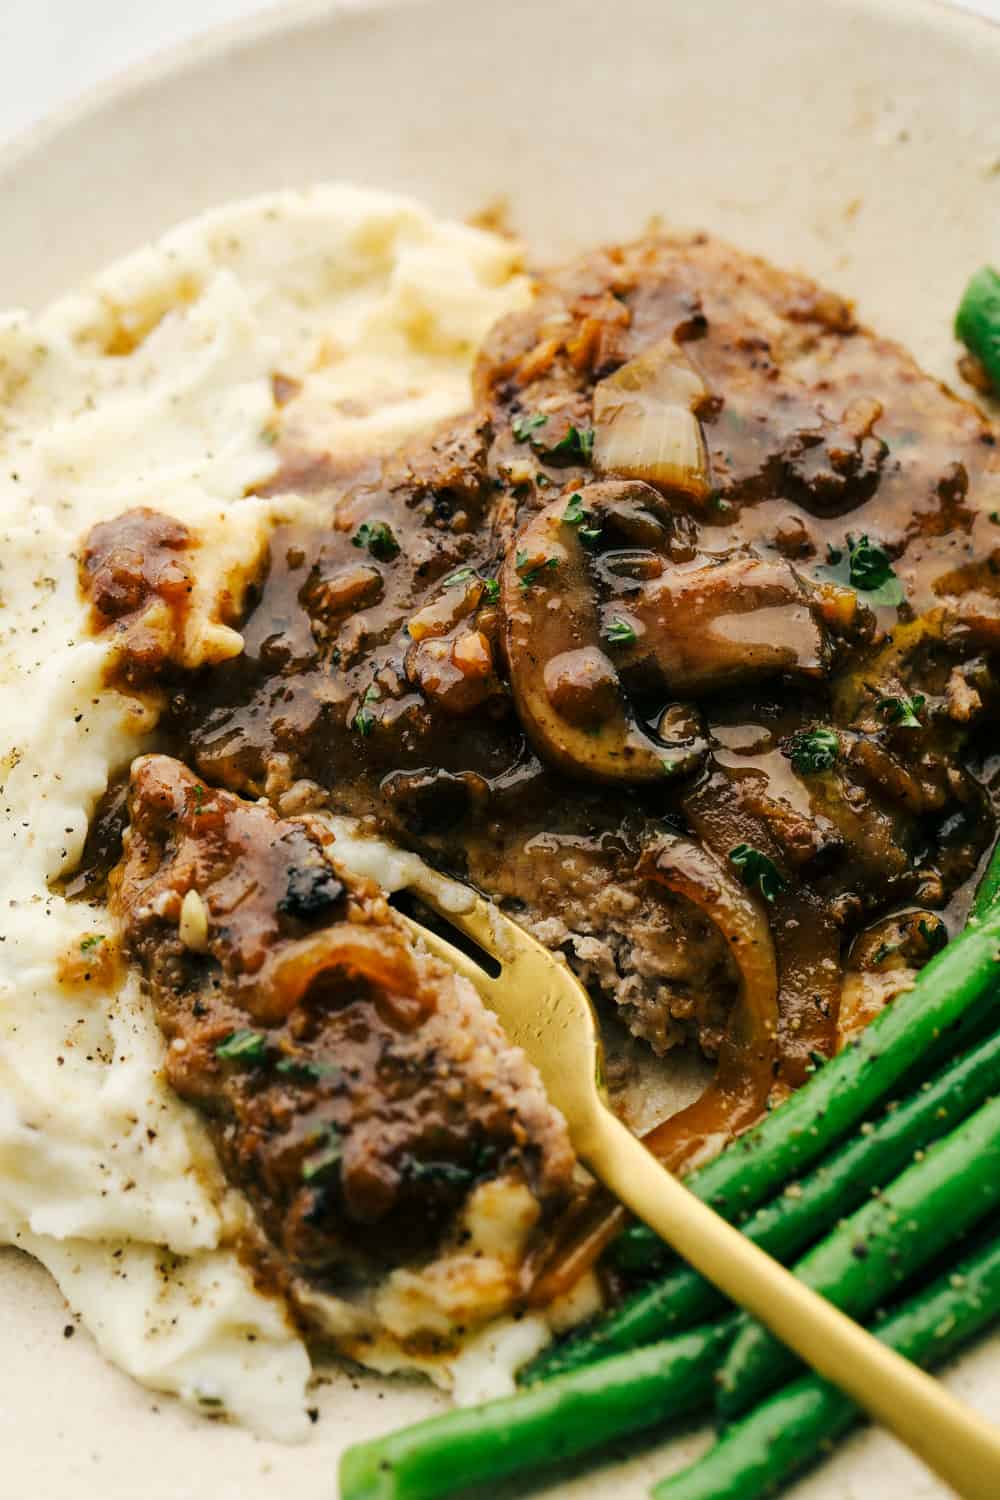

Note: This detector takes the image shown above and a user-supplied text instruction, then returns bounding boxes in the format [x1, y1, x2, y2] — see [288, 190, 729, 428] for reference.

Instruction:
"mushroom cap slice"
[500, 487, 705, 783]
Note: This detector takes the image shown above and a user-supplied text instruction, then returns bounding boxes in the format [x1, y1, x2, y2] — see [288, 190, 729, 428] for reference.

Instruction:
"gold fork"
[398, 880, 1000, 1500]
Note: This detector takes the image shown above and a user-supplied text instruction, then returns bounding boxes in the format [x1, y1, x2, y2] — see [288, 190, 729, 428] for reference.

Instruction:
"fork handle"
[584, 1108, 1000, 1499]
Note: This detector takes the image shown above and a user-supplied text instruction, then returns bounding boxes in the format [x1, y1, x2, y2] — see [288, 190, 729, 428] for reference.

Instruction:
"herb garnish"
[442, 566, 500, 602]
[847, 535, 903, 603]
[442, 566, 477, 589]
[512, 412, 548, 443]
[787, 726, 840, 775]
[79, 934, 104, 953]
[352, 685, 381, 737]
[823, 534, 905, 606]
[562, 493, 601, 544]
[302, 1125, 343, 1182]
[352, 520, 400, 562]
[877, 693, 926, 729]
[729, 844, 787, 903]
[604, 617, 637, 648]
[215, 1030, 268, 1064]
[544, 425, 595, 463]
[516, 551, 559, 590]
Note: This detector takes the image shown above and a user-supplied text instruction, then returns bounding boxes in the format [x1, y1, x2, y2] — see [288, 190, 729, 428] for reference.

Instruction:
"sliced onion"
[641, 834, 779, 1047]
[254, 927, 425, 1024]
[593, 340, 711, 501]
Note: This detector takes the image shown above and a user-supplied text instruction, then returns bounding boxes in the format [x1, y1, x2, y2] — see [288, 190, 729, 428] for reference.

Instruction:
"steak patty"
[111, 754, 574, 1323]
[86, 231, 1000, 1188]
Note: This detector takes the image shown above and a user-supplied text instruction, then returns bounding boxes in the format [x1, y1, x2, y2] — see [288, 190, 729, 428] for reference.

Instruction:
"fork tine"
[395, 910, 502, 1001]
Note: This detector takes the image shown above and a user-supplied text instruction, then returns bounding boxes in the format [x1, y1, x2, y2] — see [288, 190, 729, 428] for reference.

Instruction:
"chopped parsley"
[823, 534, 905, 606]
[604, 617, 637, 648]
[847, 535, 902, 598]
[512, 412, 548, 443]
[543, 424, 595, 463]
[302, 1125, 343, 1182]
[787, 726, 840, 775]
[79, 934, 104, 953]
[352, 520, 400, 562]
[442, 566, 477, 589]
[842, 534, 905, 606]
[562, 493, 602, 544]
[877, 693, 926, 729]
[215, 1029, 268, 1064]
[352, 685, 381, 736]
[516, 551, 559, 590]
[511, 413, 594, 462]
[562, 493, 586, 526]
[193, 783, 205, 814]
[729, 844, 787, 903]
[442, 566, 500, 603]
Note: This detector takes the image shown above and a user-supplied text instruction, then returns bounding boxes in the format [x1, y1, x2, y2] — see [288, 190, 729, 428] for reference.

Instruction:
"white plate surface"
[1, 1, 999, 1495]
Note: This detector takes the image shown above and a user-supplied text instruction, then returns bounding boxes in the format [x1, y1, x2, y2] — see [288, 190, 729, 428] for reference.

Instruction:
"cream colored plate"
[1, 0, 999, 1495]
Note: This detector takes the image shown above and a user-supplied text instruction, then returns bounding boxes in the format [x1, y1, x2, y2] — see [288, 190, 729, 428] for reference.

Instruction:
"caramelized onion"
[637, 834, 779, 1169]
[255, 927, 427, 1025]
[593, 339, 711, 500]
[529, 832, 780, 1302]
[641, 835, 779, 1053]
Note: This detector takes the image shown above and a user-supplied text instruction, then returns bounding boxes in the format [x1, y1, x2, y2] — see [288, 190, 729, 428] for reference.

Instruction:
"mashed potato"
[0, 185, 532, 1438]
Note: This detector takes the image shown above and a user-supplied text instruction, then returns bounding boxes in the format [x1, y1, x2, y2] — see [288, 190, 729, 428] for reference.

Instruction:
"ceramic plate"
[1, 1, 998, 1494]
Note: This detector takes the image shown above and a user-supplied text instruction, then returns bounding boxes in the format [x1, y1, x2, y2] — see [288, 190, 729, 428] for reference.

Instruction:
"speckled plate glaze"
[1, 0, 999, 1494]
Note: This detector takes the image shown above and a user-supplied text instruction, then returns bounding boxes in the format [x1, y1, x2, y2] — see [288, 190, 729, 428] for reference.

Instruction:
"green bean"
[610, 1024, 1000, 1284]
[337, 1319, 733, 1500]
[687, 894, 1000, 1221]
[717, 1091, 1000, 1418]
[955, 265, 1000, 393]
[617, 846, 1000, 1286]
[529, 1026, 1000, 1384]
[653, 1229, 1000, 1500]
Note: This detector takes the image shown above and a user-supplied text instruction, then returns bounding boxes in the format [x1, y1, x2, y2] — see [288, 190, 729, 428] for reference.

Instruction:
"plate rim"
[2, 0, 999, 195]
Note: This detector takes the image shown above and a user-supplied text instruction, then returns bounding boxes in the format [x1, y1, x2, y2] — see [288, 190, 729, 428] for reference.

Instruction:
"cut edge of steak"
[109, 753, 576, 1349]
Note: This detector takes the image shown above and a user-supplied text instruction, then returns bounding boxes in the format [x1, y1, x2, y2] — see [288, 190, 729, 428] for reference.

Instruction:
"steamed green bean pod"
[654, 1229, 1000, 1500]
[717, 1091, 1000, 1418]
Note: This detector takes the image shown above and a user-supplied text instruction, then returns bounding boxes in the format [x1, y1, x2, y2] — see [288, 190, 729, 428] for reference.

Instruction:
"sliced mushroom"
[618, 554, 830, 697]
[500, 486, 705, 782]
